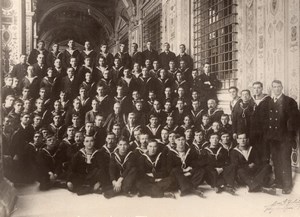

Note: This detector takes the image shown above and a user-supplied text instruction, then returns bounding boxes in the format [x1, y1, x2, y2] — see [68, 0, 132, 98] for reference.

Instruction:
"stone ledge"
[0, 178, 17, 217]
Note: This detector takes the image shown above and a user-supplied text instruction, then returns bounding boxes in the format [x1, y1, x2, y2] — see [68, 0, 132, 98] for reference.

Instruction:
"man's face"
[164, 102, 172, 111]
[97, 86, 105, 96]
[209, 135, 219, 147]
[169, 61, 175, 69]
[33, 116, 42, 125]
[237, 134, 247, 147]
[195, 132, 204, 142]
[85, 58, 91, 66]
[212, 122, 220, 132]
[73, 100, 80, 109]
[37, 54, 44, 63]
[27, 66, 34, 77]
[85, 41, 91, 50]
[70, 58, 77, 66]
[183, 116, 191, 126]
[221, 116, 229, 125]
[272, 82, 283, 97]
[134, 130, 141, 141]
[149, 92, 155, 100]
[221, 134, 230, 144]
[101, 45, 107, 52]
[132, 91, 140, 100]
[106, 134, 116, 148]
[153, 61, 159, 69]
[128, 114, 136, 125]
[95, 116, 104, 127]
[185, 129, 193, 140]
[142, 68, 149, 77]
[21, 115, 30, 125]
[54, 59, 61, 68]
[114, 104, 121, 114]
[75, 132, 84, 143]
[35, 99, 43, 110]
[168, 133, 176, 144]
[37, 42, 45, 50]
[203, 64, 210, 74]
[79, 88, 86, 97]
[176, 73, 183, 81]
[132, 44, 138, 51]
[241, 91, 251, 102]
[118, 140, 129, 155]
[14, 103, 23, 113]
[150, 117, 158, 126]
[229, 88, 238, 99]
[135, 102, 142, 111]
[98, 58, 105, 66]
[164, 43, 170, 51]
[166, 117, 174, 126]
[52, 44, 59, 52]
[46, 137, 56, 150]
[12, 78, 19, 88]
[147, 142, 158, 156]
[207, 100, 216, 109]
[84, 136, 94, 150]
[177, 101, 184, 109]
[33, 133, 42, 144]
[114, 59, 120, 67]
[53, 116, 60, 124]
[175, 137, 186, 152]
[112, 126, 121, 136]
[165, 88, 171, 96]
[20, 55, 26, 63]
[161, 130, 169, 141]
[253, 84, 263, 96]
[47, 69, 54, 77]
[54, 101, 61, 110]
[23, 89, 29, 97]
[67, 68, 74, 77]
[123, 69, 131, 77]
[146, 42, 152, 50]
[120, 44, 125, 52]
[202, 116, 210, 125]
[68, 40, 75, 48]
[72, 117, 80, 126]
[85, 123, 94, 133]
[39, 89, 46, 98]
[92, 100, 98, 110]
[85, 72, 92, 82]
[192, 101, 199, 111]
[5, 77, 13, 86]
[117, 87, 123, 96]
[192, 70, 198, 78]
[178, 88, 184, 96]
[153, 101, 160, 110]
[140, 134, 149, 147]
[179, 45, 185, 53]
[67, 127, 75, 138]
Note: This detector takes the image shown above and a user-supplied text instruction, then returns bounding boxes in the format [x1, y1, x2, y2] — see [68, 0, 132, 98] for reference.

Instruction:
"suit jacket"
[131, 51, 144, 67]
[142, 49, 159, 63]
[159, 51, 176, 69]
[176, 53, 193, 70]
[33, 63, 47, 78]
[115, 52, 131, 68]
[264, 94, 299, 141]
[10, 63, 29, 80]
[28, 49, 49, 65]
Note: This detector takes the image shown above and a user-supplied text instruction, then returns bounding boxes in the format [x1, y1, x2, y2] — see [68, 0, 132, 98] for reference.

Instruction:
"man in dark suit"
[32, 54, 47, 78]
[28, 40, 49, 65]
[142, 41, 159, 64]
[131, 43, 144, 67]
[10, 54, 29, 80]
[115, 43, 131, 68]
[159, 42, 176, 70]
[264, 80, 299, 194]
[176, 44, 193, 70]
[199, 62, 221, 105]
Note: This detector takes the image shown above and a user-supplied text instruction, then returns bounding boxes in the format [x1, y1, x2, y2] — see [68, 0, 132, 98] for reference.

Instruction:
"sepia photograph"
[0, 0, 300, 217]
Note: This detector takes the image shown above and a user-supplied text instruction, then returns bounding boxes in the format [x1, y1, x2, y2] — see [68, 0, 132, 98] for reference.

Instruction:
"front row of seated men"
[33, 130, 275, 198]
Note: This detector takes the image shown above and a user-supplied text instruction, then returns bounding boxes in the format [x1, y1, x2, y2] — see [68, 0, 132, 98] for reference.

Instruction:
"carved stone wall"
[161, 0, 192, 54]
[1, 0, 24, 74]
[237, 0, 300, 169]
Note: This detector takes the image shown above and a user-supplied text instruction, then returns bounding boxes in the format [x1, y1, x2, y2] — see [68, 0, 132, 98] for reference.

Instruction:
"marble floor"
[11, 175, 300, 217]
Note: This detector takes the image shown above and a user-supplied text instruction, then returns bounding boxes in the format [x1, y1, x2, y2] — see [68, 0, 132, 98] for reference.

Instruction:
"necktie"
[274, 97, 277, 103]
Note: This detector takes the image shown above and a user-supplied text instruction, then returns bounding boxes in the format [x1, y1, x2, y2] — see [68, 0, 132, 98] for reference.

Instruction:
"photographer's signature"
[264, 198, 300, 213]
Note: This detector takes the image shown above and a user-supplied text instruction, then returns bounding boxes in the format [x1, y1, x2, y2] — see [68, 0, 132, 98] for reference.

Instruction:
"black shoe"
[282, 188, 292, 194]
[261, 187, 276, 195]
[76, 186, 92, 196]
[224, 186, 236, 195]
[164, 192, 176, 199]
[193, 189, 205, 198]
[124, 191, 135, 198]
[214, 187, 222, 193]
